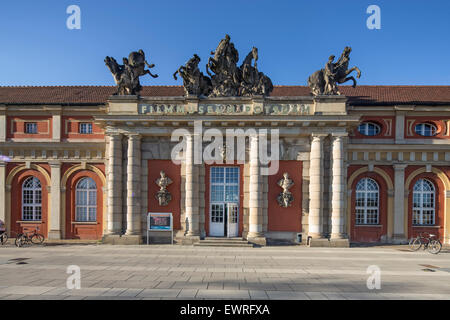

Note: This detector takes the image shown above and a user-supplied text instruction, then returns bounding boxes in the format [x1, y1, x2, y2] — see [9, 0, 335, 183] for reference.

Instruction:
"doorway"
[209, 167, 240, 237]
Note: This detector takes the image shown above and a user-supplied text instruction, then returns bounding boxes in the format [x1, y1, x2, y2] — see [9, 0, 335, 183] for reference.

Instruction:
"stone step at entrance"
[194, 237, 254, 247]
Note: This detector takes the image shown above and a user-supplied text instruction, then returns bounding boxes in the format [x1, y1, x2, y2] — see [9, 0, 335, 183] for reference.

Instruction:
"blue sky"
[0, 0, 449, 86]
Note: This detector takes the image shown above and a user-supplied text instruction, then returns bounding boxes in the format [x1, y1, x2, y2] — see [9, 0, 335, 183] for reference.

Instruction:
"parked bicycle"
[15, 227, 45, 247]
[409, 232, 442, 254]
[0, 219, 6, 245]
[0, 231, 7, 245]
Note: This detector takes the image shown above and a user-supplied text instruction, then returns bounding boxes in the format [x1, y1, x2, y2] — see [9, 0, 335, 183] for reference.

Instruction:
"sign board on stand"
[147, 212, 173, 245]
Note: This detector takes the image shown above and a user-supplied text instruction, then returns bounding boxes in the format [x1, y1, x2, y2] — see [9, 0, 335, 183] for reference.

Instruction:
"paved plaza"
[0, 244, 450, 300]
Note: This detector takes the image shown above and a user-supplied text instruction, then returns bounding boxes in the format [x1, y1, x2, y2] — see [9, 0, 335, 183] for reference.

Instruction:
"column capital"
[108, 133, 123, 140]
[127, 133, 142, 140]
[393, 163, 408, 170]
[331, 132, 349, 139]
[48, 161, 62, 168]
[311, 133, 328, 141]
[185, 132, 202, 138]
[0, 161, 6, 168]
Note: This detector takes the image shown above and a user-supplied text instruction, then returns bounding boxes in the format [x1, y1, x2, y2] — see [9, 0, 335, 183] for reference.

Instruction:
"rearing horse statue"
[308, 46, 361, 96]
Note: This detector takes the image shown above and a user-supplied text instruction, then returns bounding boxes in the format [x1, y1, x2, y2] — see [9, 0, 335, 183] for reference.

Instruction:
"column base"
[247, 236, 267, 246]
[308, 238, 350, 248]
[175, 235, 200, 245]
[125, 231, 141, 236]
[330, 233, 347, 239]
[47, 230, 61, 240]
[391, 234, 408, 244]
[307, 232, 324, 239]
[102, 234, 142, 245]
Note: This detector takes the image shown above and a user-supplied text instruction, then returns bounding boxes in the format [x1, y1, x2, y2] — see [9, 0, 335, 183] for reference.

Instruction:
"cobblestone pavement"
[0, 244, 450, 300]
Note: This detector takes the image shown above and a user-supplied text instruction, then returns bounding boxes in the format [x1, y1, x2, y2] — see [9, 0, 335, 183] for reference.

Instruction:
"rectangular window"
[25, 122, 38, 134]
[79, 123, 93, 134]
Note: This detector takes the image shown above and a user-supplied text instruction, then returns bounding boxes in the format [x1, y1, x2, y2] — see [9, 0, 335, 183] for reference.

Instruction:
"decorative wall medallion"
[277, 173, 294, 208]
[155, 171, 173, 206]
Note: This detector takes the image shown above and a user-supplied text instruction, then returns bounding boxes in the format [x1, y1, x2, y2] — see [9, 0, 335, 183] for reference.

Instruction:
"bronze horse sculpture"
[173, 54, 212, 97]
[308, 46, 361, 96]
[105, 49, 158, 96]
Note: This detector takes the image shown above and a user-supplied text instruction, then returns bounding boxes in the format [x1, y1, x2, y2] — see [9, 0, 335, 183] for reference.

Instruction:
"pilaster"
[0, 162, 5, 225]
[393, 163, 408, 243]
[48, 161, 62, 239]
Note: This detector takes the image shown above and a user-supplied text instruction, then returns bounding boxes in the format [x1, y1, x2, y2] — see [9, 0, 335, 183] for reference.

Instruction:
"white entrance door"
[210, 167, 240, 237]
[210, 203, 225, 237]
[227, 203, 239, 238]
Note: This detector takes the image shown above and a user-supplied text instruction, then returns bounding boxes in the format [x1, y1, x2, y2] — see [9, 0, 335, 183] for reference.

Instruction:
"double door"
[210, 202, 239, 237]
[209, 167, 240, 237]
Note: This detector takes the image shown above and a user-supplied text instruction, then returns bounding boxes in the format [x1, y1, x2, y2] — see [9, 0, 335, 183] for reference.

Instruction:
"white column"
[248, 135, 263, 238]
[331, 135, 346, 239]
[0, 162, 5, 224]
[393, 163, 407, 241]
[126, 134, 141, 235]
[185, 134, 199, 236]
[48, 161, 61, 239]
[308, 134, 325, 238]
[107, 134, 123, 234]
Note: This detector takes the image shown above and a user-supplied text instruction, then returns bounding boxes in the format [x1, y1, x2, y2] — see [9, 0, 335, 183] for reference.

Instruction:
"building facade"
[0, 85, 449, 246]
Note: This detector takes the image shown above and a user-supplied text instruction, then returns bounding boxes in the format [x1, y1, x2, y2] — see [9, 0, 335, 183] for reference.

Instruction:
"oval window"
[414, 123, 437, 137]
[357, 122, 381, 136]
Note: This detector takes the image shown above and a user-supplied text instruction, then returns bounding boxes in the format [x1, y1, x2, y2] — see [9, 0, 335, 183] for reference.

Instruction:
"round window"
[414, 123, 437, 137]
[357, 122, 381, 136]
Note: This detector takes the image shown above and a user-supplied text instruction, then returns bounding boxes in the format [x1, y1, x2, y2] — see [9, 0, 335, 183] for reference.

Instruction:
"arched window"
[75, 177, 97, 222]
[413, 179, 435, 225]
[22, 177, 42, 221]
[355, 178, 379, 225]
[414, 123, 437, 137]
[357, 122, 381, 136]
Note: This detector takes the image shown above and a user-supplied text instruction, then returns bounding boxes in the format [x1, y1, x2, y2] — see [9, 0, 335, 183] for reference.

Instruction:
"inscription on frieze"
[138, 103, 310, 116]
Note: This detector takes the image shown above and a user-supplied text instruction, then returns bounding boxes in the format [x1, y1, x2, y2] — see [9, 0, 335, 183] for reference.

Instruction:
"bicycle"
[0, 231, 7, 245]
[15, 227, 45, 247]
[409, 232, 442, 254]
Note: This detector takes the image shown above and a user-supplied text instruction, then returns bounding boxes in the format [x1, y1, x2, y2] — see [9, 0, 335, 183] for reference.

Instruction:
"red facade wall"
[148, 160, 181, 230]
[62, 116, 104, 140]
[7, 116, 52, 139]
[406, 171, 445, 240]
[10, 169, 49, 237]
[349, 170, 388, 242]
[65, 169, 104, 240]
[405, 117, 449, 140]
[351, 116, 396, 139]
[267, 161, 302, 232]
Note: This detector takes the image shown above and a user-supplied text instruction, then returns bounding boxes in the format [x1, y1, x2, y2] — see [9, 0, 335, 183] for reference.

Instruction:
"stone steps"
[194, 237, 254, 247]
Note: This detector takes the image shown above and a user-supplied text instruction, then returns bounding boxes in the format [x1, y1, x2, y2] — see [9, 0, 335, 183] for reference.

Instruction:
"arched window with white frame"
[75, 177, 97, 222]
[412, 179, 435, 225]
[355, 178, 379, 225]
[22, 177, 42, 221]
